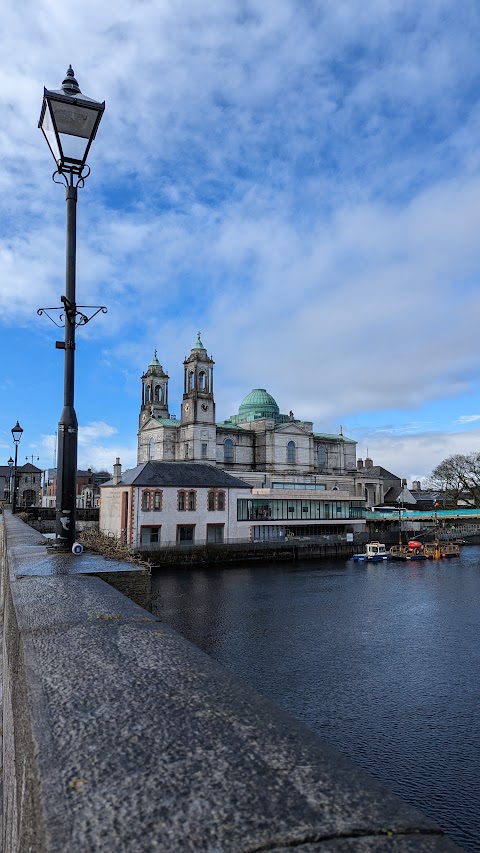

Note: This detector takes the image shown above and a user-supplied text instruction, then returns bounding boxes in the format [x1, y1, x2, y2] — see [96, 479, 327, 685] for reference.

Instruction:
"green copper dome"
[238, 389, 279, 420]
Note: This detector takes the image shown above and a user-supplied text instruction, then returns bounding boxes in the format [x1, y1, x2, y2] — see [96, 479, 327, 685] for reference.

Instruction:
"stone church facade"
[136, 335, 399, 507]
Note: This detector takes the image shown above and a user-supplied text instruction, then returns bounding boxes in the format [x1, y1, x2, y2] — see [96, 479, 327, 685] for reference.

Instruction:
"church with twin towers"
[136, 334, 397, 505]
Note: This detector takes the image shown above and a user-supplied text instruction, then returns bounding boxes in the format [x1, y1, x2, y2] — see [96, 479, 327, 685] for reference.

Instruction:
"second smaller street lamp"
[11, 421, 24, 514]
[12, 421, 24, 443]
[7, 457, 14, 504]
[38, 65, 105, 176]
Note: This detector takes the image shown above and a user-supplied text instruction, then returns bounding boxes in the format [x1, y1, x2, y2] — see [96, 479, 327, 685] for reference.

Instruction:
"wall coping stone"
[1, 512, 464, 851]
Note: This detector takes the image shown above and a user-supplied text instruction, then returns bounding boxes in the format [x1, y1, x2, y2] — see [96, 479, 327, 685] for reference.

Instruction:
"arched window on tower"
[198, 371, 206, 391]
[154, 385, 161, 403]
[188, 371, 194, 391]
[224, 439, 234, 464]
[287, 441, 296, 464]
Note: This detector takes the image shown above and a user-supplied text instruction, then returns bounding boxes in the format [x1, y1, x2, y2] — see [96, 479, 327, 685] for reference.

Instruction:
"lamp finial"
[62, 66, 81, 95]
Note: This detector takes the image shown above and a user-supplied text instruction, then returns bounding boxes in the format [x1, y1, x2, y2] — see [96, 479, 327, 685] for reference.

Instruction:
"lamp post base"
[55, 405, 78, 549]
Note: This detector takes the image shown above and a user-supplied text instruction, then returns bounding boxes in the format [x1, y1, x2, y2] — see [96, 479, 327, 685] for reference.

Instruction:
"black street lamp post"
[11, 422, 24, 514]
[38, 67, 105, 549]
[7, 457, 14, 504]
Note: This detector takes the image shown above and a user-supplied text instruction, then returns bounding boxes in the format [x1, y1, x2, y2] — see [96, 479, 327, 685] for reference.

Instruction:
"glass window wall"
[238, 498, 365, 521]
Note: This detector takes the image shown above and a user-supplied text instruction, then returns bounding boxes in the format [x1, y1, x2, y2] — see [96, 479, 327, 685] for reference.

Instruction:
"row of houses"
[0, 465, 111, 509]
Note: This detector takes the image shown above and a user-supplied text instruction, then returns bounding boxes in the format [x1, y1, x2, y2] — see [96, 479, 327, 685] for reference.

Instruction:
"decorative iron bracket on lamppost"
[38, 66, 105, 551]
[37, 300, 107, 331]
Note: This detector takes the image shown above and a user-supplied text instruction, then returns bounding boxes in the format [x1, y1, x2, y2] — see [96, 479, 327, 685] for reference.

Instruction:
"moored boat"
[389, 539, 461, 560]
[389, 540, 427, 561]
[423, 542, 460, 559]
[353, 542, 389, 562]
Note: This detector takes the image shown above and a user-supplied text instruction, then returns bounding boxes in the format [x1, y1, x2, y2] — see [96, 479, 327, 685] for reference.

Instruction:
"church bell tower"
[181, 333, 215, 425]
[139, 351, 170, 428]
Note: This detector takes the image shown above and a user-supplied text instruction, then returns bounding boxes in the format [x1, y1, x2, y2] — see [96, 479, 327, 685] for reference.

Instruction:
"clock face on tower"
[201, 403, 208, 411]
[185, 403, 190, 412]
[142, 412, 147, 422]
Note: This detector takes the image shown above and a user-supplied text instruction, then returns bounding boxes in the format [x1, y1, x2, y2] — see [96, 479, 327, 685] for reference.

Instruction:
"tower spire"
[181, 335, 215, 425]
[139, 350, 170, 428]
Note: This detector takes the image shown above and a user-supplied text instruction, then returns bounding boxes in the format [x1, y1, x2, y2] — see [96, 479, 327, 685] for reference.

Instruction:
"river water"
[151, 548, 480, 852]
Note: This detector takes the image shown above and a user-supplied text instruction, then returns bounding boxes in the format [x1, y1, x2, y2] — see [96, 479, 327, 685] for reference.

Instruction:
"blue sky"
[2, 0, 480, 483]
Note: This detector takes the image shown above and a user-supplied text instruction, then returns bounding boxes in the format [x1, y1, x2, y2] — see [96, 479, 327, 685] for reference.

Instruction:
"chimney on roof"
[113, 458, 122, 485]
[364, 457, 373, 469]
[357, 459, 364, 470]
[412, 480, 421, 491]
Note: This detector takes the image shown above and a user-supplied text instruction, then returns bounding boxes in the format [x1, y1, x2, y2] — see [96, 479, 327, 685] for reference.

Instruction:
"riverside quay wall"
[1, 513, 464, 852]
[136, 537, 362, 568]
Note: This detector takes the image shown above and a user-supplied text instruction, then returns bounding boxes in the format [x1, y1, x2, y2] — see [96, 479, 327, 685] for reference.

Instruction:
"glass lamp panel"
[50, 98, 98, 140]
[51, 100, 99, 164]
[11, 421, 23, 440]
[40, 101, 62, 164]
[57, 131, 90, 164]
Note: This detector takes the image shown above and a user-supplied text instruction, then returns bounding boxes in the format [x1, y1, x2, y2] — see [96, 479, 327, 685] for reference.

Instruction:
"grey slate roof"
[357, 465, 400, 480]
[103, 462, 252, 489]
[383, 486, 403, 502]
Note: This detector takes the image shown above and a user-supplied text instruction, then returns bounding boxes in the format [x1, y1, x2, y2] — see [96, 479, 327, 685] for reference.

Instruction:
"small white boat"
[353, 542, 389, 562]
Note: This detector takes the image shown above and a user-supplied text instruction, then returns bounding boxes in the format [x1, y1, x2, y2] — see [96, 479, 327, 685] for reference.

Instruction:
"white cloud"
[78, 422, 118, 443]
[39, 425, 136, 472]
[456, 415, 480, 424]
[2, 1, 480, 472]
[77, 443, 137, 473]
[350, 426, 480, 486]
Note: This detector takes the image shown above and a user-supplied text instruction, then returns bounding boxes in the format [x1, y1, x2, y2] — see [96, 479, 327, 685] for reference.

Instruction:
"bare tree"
[430, 453, 480, 508]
